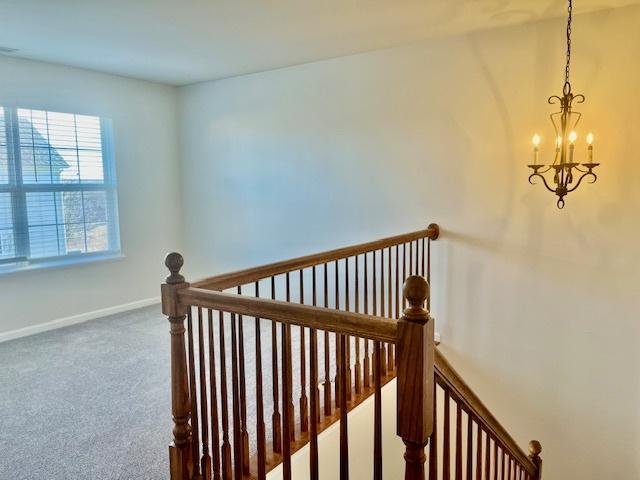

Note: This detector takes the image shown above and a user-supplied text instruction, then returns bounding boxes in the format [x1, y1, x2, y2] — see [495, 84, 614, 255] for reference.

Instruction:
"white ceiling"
[0, 0, 636, 86]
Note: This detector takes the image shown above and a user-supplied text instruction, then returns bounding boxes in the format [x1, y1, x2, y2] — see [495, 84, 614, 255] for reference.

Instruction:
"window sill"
[0, 252, 125, 278]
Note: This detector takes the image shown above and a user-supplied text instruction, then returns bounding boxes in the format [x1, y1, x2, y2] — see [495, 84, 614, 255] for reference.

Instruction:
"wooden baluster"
[197, 308, 212, 480]
[230, 313, 242, 480]
[421, 237, 425, 276]
[236, 288, 250, 476]
[162, 253, 191, 480]
[507, 453, 512, 480]
[285, 273, 295, 441]
[387, 247, 394, 369]
[427, 382, 437, 480]
[270, 277, 282, 454]
[455, 401, 462, 480]
[254, 283, 266, 480]
[373, 341, 382, 480]
[496, 438, 498, 480]
[395, 245, 400, 319]
[299, 270, 309, 433]
[372, 251, 377, 318]
[466, 416, 473, 480]
[344, 258, 352, 401]
[334, 261, 341, 405]
[281, 322, 292, 480]
[402, 243, 407, 310]
[286, 321, 295, 442]
[218, 312, 232, 480]
[323, 263, 332, 417]
[501, 449, 506, 480]
[409, 241, 414, 275]
[312, 266, 320, 425]
[363, 252, 371, 389]
[393, 245, 400, 371]
[309, 327, 319, 480]
[485, 429, 491, 480]
[354, 256, 362, 395]
[395, 245, 400, 372]
[528, 441, 542, 480]
[339, 333, 349, 480]
[397, 276, 434, 480]
[186, 308, 201, 479]
[427, 238, 432, 310]
[476, 425, 482, 480]
[443, 389, 450, 480]
[379, 250, 387, 376]
[414, 240, 419, 274]
[207, 310, 221, 480]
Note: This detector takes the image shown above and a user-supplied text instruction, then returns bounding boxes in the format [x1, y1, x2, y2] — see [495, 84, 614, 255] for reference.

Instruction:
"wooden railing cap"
[403, 276, 430, 321]
[165, 252, 185, 284]
[427, 223, 440, 240]
[529, 440, 542, 457]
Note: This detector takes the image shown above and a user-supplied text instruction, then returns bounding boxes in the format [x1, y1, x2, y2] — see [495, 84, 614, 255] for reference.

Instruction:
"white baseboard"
[0, 297, 160, 344]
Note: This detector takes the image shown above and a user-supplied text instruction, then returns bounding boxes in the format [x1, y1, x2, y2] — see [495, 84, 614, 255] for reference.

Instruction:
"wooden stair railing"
[432, 350, 542, 480]
[161, 224, 543, 480]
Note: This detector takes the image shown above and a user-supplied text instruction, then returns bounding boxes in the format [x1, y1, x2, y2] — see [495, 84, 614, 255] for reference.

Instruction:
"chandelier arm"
[566, 171, 597, 193]
[536, 165, 554, 174]
[528, 172, 557, 193]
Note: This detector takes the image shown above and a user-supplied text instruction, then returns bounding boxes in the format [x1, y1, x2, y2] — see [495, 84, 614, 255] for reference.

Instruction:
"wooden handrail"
[434, 349, 537, 476]
[193, 224, 440, 291]
[178, 287, 398, 343]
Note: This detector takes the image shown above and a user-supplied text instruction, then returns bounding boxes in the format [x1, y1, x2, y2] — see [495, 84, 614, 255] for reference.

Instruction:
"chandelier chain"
[565, 0, 573, 89]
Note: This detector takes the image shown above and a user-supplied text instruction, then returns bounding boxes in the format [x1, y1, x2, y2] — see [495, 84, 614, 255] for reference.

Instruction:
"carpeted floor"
[0, 306, 173, 480]
[0, 305, 339, 480]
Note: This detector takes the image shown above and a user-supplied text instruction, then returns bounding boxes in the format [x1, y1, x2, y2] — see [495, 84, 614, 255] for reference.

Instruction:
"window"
[0, 106, 120, 273]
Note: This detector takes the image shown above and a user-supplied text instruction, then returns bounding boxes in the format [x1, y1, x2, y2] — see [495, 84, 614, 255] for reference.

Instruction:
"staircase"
[161, 224, 542, 479]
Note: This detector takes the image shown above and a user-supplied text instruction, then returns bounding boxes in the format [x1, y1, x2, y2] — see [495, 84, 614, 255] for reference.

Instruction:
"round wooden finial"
[165, 252, 185, 284]
[529, 440, 542, 457]
[427, 223, 440, 240]
[403, 275, 430, 309]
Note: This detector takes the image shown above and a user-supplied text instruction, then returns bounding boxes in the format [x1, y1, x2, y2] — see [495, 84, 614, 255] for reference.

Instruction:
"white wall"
[179, 5, 640, 479]
[0, 56, 181, 336]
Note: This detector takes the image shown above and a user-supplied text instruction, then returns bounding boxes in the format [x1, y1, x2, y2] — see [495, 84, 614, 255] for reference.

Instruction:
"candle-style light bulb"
[568, 131, 576, 163]
[532, 134, 541, 147]
[532, 134, 541, 165]
[586, 132, 594, 162]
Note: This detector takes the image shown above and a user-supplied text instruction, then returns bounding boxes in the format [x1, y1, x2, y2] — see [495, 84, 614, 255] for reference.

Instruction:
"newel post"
[162, 253, 192, 480]
[397, 276, 435, 480]
[529, 440, 543, 480]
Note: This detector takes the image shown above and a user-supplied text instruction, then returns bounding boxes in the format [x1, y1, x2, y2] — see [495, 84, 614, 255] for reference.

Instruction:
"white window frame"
[0, 107, 121, 275]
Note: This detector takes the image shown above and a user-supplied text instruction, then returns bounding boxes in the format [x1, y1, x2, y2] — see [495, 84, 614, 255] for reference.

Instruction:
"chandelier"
[528, 0, 598, 209]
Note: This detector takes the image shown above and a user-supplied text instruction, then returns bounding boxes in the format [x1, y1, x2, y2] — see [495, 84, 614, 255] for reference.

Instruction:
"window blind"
[0, 106, 120, 272]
